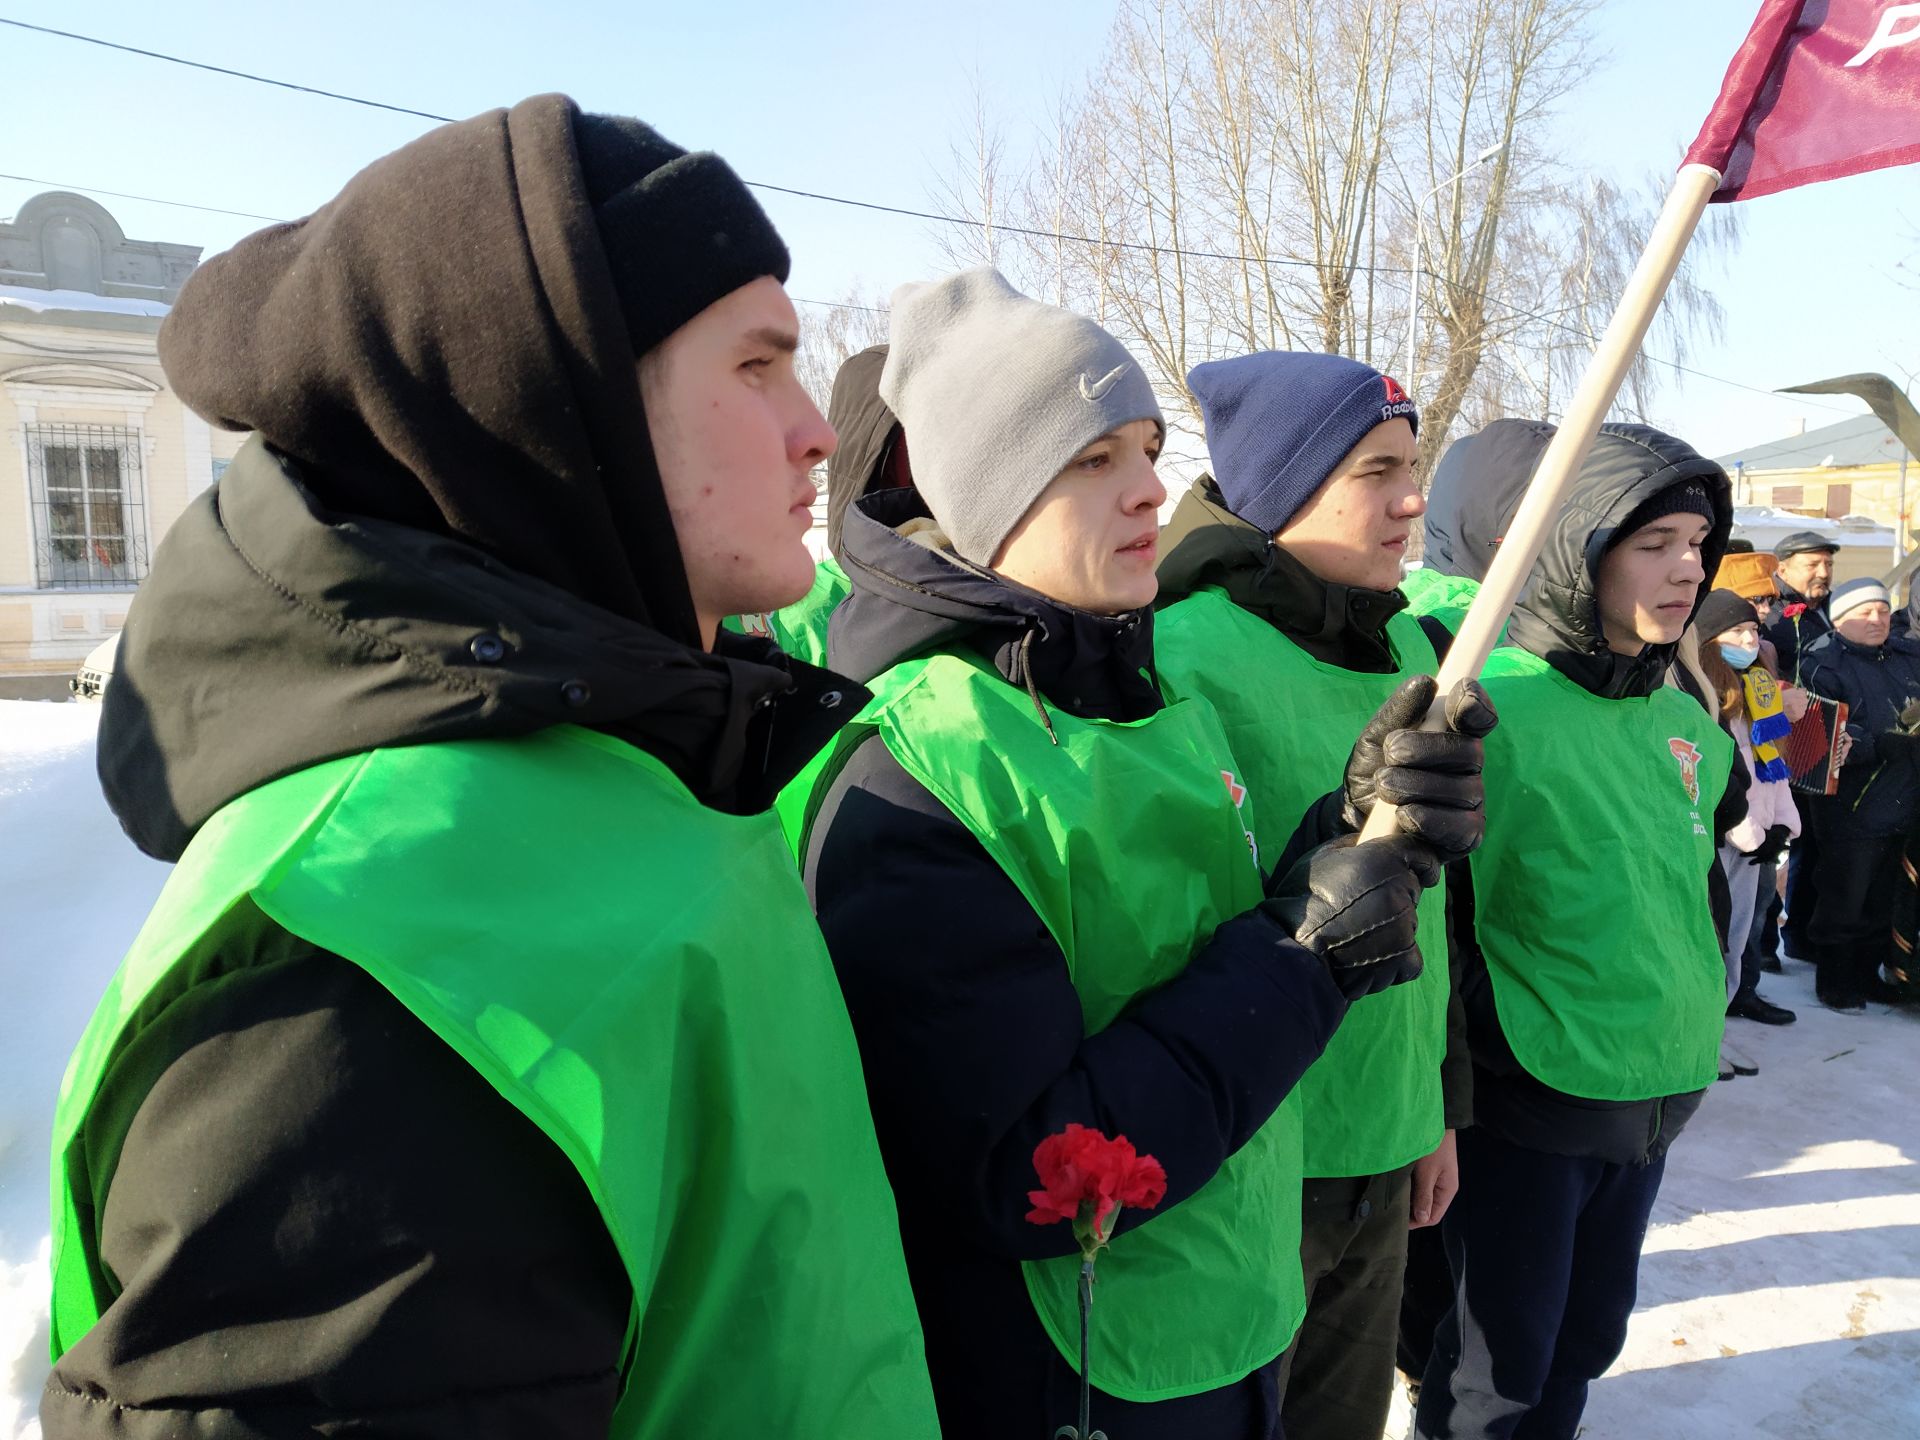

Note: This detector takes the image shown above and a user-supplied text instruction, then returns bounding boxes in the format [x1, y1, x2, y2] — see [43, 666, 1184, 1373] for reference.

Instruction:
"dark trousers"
[1809, 815, 1902, 1002]
[1398, 1221, 1453, 1383]
[1275, 1168, 1411, 1440]
[1415, 1127, 1665, 1440]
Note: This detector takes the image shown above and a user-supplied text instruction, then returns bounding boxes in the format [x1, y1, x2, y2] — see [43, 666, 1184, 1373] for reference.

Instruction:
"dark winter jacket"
[49, 97, 855, 1440]
[1155, 477, 1473, 1132]
[823, 344, 906, 557]
[803, 487, 1346, 1437]
[1798, 628, 1920, 838]
[1420, 417, 1550, 582]
[1452, 425, 1738, 1167]
[1759, 581, 1833, 684]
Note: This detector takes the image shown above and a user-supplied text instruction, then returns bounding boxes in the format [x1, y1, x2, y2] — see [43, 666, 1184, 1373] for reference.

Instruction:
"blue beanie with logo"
[1187, 351, 1419, 536]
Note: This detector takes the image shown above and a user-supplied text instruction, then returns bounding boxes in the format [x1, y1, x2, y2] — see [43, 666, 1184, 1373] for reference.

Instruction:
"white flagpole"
[1362, 162, 1725, 843]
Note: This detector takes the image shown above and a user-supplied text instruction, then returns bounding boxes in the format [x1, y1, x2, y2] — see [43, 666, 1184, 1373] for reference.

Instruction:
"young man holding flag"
[1414, 428, 1740, 1439]
[1154, 352, 1493, 1440]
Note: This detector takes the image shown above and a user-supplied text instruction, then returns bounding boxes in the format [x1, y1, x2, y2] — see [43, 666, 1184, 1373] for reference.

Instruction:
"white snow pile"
[1, 701, 168, 1439]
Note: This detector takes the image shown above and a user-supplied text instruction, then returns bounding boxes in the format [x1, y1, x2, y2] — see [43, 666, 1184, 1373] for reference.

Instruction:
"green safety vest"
[784, 651, 1305, 1402]
[1470, 648, 1731, 1100]
[1399, 568, 1481, 632]
[1156, 589, 1450, 1177]
[49, 727, 938, 1438]
[728, 557, 851, 668]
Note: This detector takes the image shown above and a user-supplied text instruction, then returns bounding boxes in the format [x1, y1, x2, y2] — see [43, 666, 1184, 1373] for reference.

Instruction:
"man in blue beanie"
[1155, 351, 1493, 1440]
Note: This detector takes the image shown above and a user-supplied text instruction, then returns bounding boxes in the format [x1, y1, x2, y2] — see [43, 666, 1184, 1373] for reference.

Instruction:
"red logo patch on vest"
[1221, 770, 1247, 808]
[1669, 737, 1702, 806]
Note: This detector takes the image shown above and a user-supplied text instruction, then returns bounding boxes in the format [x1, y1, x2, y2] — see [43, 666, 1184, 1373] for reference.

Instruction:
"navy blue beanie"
[1188, 351, 1419, 535]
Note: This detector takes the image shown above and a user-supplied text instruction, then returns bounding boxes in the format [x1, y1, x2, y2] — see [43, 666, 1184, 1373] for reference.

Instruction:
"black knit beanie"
[1608, 478, 1717, 550]
[1694, 587, 1760, 640]
[572, 113, 791, 358]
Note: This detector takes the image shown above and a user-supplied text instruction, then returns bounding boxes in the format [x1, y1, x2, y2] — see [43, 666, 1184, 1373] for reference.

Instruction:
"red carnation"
[1027, 1126, 1166, 1440]
[1782, 602, 1807, 619]
[1026, 1124, 1167, 1244]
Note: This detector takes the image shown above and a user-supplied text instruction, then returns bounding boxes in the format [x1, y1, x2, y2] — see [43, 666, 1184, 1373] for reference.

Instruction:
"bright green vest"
[785, 652, 1304, 1402]
[49, 727, 939, 1438]
[1399, 568, 1482, 633]
[1470, 648, 1731, 1100]
[1156, 589, 1450, 1177]
[728, 557, 850, 668]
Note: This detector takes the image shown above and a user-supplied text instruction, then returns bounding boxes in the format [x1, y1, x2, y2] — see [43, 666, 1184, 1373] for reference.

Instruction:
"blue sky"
[3, 0, 1915, 460]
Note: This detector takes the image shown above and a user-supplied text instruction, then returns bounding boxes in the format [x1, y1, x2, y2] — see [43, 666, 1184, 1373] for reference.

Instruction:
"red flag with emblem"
[1685, 0, 1920, 201]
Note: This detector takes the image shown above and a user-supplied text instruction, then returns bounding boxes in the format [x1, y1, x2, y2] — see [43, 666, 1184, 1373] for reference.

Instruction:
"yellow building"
[1717, 414, 1915, 543]
[1, 192, 246, 691]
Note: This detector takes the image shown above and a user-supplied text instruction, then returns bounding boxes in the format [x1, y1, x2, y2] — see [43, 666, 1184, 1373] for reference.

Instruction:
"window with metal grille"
[25, 423, 149, 590]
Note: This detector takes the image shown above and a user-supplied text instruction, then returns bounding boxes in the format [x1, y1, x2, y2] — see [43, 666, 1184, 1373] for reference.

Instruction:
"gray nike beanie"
[879, 267, 1163, 565]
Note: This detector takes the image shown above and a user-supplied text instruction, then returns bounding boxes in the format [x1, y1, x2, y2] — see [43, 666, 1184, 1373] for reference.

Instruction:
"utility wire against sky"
[0, 14, 1860, 417]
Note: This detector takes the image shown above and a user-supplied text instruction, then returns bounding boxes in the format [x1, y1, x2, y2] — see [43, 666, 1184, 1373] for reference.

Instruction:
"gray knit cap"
[879, 268, 1163, 565]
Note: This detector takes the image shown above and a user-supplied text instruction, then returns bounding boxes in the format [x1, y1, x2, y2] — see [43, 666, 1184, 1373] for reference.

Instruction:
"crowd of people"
[36, 99, 1915, 1440]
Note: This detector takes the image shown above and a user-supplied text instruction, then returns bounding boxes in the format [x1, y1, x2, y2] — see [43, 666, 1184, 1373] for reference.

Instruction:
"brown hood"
[823, 344, 902, 558]
[158, 93, 699, 645]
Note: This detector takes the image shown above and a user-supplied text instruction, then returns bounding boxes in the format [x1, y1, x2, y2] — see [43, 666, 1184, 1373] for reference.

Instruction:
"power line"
[0, 16, 1411, 282]
[0, 17, 453, 122]
[0, 171, 285, 224]
[0, 14, 1858, 417]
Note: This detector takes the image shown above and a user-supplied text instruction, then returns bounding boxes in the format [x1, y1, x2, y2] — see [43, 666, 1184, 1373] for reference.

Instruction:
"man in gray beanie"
[880, 266, 1163, 573]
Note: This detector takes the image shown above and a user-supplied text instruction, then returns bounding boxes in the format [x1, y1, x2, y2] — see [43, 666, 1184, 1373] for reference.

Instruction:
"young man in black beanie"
[45, 96, 936, 1438]
[1411, 431, 1741, 1440]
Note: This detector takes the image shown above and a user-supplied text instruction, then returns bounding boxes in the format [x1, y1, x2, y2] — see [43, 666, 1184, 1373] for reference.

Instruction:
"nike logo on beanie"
[1080, 364, 1129, 401]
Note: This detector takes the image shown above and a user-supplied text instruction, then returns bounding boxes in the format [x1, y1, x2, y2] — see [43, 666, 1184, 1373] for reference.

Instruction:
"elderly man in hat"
[1760, 530, 1839, 683]
[1799, 579, 1920, 1010]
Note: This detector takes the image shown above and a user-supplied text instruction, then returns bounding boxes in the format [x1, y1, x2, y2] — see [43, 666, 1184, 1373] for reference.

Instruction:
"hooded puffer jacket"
[1454, 425, 1742, 1165]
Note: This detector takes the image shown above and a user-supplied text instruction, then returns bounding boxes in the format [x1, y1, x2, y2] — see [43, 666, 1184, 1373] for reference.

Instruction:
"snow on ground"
[0, 702, 169, 1439]
[1387, 961, 1920, 1438]
[3, 697, 1916, 1437]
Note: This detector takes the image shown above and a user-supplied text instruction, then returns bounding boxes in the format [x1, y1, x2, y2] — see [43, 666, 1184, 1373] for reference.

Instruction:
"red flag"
[1685, 0, 1920, 201]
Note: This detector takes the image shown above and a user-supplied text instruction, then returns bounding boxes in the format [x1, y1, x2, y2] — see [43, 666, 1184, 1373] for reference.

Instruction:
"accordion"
[1782, 695, 1850, 796]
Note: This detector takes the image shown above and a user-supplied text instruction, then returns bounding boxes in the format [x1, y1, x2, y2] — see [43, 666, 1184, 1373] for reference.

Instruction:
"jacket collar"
[1155, 477, 1406, 673]
[832, 488, 1162, 723]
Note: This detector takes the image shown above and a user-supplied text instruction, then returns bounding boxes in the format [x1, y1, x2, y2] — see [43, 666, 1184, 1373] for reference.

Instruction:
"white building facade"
[1, 191, 241, 681]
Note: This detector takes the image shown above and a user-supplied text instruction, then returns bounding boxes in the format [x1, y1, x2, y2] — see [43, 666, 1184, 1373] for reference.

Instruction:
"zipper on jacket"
[1645, 1094, 1666, 1163]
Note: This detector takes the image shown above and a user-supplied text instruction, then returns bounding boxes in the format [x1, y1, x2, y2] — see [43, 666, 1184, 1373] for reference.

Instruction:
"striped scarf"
[1744, 668, 1792, 783]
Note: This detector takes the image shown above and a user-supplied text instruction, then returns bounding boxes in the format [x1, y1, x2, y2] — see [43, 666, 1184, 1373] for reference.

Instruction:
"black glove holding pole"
[1262, 835, 1444, 1000]
[1341, 675, 1498, 865]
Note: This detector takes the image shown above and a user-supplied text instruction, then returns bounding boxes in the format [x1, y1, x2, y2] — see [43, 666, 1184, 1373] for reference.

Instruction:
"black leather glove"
[1745, 823, 1792, 866]
[1342, 675, 1498, 865]
[1262, 835, 1444, 1000]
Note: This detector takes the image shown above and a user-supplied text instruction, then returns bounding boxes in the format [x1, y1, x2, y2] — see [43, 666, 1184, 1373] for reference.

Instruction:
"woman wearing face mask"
[790, 270, 1458, 1439]
[1695, 589, 1804, 1030]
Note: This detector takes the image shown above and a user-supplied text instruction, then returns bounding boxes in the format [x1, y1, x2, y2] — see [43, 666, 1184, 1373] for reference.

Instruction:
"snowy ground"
[4, 697, 1917, 1437]
[0, 701, 169, 1439]
[1385, 960, 1920, 1439]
